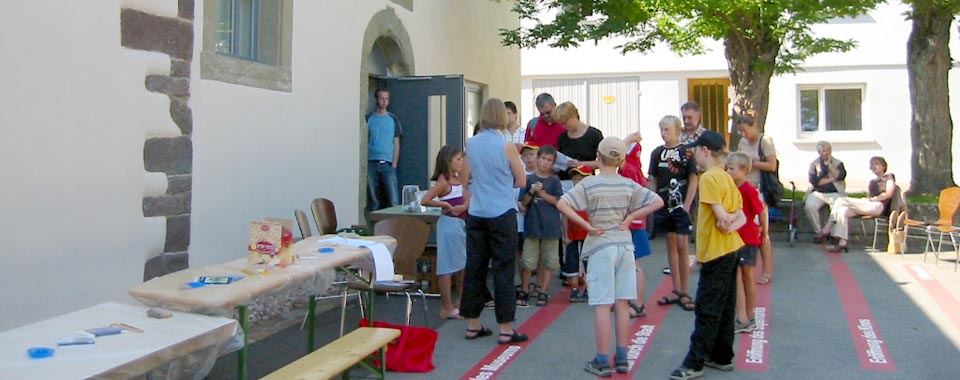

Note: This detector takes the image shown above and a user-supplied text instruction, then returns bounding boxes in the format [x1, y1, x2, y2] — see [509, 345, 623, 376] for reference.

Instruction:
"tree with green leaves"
[903, 0, 958, 195]
[501, 0, 883, 132]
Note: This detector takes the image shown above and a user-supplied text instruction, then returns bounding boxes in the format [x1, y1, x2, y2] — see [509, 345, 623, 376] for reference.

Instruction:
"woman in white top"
[736, 113, 776, 285]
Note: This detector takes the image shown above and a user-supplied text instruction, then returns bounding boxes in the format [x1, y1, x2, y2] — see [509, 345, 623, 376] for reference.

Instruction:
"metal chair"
[860, 185, 905, 251]
[339, 217, 431, 336]
[900, 187, 960, 264]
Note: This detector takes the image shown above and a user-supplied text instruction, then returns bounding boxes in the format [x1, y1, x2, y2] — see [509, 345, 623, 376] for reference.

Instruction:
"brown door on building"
[688, 78, 732, 143]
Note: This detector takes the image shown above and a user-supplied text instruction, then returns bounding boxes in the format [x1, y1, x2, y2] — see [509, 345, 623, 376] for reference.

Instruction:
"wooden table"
[127, 235, 395, 380]
[0, 302, 237, 380]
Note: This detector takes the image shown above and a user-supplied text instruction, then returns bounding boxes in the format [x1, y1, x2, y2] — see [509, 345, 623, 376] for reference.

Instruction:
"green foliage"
[501, 0, 884, 74]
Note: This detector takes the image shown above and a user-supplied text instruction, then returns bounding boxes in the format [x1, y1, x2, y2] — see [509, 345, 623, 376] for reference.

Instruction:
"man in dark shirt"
[805, 141, 846, 235]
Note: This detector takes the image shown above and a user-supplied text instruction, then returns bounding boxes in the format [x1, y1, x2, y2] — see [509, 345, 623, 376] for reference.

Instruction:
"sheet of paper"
[363, 243, 394, 281]
[318, 237, 377, 247]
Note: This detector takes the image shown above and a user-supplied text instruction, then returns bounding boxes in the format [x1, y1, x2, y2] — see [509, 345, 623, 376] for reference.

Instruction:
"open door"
[379, 75, 465, 190]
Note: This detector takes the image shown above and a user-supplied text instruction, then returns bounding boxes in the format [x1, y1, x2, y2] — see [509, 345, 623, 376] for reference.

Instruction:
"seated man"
[804, 141, 846, 241]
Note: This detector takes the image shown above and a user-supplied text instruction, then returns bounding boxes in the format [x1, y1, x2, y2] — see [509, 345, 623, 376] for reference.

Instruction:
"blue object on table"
[318, 247, 335, 254]
[185, 281, 206, 289]
[27, 347, 55, 359]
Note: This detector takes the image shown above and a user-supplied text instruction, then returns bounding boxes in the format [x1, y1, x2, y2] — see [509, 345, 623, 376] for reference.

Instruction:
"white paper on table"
[362, 243, 394, 281]
[318, 237, 377, 247]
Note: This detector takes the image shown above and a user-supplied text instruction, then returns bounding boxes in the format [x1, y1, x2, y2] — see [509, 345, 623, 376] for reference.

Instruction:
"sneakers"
[614, 358, 629, 373]
[703, 360, 734, 372]
[570, 289, 588, 303]
[735, 318, 756, 333]
[669, 366, 703, 380]
[584, 359, 613, 377]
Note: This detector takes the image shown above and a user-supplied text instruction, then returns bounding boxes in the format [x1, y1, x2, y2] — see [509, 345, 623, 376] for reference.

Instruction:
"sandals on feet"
[657, 289, 683, 305]
[440, 309, 464, 320]
[678, 293, 696, 311]
[536, 292, 550, 306]
[497, 330, 529, 344]
[464, 326, 493, 340]
[628, 301, 646, 318]
[515, 290, 532, 308]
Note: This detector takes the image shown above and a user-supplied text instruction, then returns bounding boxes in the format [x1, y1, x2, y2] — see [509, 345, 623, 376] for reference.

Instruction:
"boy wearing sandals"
[518, 145, 564, 307]
[558, 137, 663, 377]
[649, 115, 699, 312]
[670, 131, 746, 380]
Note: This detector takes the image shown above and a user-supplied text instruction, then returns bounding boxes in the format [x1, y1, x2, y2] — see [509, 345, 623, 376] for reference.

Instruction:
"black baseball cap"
[688, 130, 726, 151]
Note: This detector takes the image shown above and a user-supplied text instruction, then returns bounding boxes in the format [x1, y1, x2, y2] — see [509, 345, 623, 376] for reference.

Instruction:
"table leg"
[237, 305, 248, 380]
[307, 295, 317, 352]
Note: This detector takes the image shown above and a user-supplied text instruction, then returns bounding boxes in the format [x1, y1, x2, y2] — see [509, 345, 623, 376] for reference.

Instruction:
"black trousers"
[460, 210, 518, 324]
[682, 251, 738, 370]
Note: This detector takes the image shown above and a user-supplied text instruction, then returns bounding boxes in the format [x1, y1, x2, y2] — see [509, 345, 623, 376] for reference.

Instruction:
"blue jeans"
[681, 251, 738, 370]
[367, 161, 399, 211]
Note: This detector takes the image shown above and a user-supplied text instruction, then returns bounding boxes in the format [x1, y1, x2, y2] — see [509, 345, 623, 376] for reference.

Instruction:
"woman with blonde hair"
[460, 98, 530, 344]
[555, 102, 604, 178]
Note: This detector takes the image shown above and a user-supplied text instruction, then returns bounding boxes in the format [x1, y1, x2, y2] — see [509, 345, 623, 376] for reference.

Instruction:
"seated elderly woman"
[816, 156, 896, 252]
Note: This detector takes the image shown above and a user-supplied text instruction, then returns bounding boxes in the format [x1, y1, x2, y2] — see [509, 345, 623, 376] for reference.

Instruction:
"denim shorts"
[586, 245, 637, 305]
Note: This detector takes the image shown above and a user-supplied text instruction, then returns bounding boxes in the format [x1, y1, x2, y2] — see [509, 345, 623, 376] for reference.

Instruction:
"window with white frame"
[799, 85, 864, 133]
[201, 0, 292, 92]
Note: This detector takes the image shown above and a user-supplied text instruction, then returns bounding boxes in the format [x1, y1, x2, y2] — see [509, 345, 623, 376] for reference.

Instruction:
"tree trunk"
[907, 8, 956, 196]
[724, 24, 779, 134]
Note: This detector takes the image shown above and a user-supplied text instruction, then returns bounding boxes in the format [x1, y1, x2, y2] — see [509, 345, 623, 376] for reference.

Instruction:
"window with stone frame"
[201, 0, 293, 92]
[798, 85, 864, 134]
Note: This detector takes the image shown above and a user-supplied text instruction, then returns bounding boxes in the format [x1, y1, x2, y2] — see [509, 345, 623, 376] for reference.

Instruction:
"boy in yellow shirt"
[670, 131, 746, 380]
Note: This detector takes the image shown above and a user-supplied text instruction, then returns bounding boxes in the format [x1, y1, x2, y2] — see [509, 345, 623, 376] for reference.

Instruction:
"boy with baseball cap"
[558, 137, 663, 376]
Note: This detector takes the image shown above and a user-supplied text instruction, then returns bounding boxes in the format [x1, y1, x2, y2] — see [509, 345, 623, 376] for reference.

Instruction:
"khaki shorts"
[520, 238, 561, 271]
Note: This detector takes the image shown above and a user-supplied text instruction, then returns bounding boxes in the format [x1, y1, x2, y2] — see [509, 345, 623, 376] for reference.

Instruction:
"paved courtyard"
[209, 232, 960, 379]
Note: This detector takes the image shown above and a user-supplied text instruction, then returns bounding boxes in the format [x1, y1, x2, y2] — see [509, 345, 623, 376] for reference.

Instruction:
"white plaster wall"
[0, 1, 171, 329]
[189, 0, 519, 268]
[0, 0, 519, 329]
[520, 1, 960, 192]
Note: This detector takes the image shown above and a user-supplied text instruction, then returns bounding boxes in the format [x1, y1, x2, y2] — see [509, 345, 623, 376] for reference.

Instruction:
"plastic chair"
[860, 185, 906, 251]
[900, 187, 960, 264]
[339, 217, 431, 336]
[294, 209, 313, 238]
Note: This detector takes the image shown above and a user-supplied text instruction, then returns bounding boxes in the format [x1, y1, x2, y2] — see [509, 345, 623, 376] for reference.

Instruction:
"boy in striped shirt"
[559, 137, 663, 377]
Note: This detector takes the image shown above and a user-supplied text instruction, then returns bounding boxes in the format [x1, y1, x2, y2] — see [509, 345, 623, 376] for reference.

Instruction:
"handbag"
[756, 134, 783, 208]
[359, 318, 438, 372]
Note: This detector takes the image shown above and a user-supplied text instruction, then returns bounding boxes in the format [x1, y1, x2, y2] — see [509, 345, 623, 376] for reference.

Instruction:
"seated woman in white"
[816, 156, 896, 252]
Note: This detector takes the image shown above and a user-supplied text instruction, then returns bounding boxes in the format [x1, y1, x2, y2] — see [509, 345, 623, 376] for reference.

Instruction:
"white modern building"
[0, 0, 519, 330]
[520, 1, 960, 193]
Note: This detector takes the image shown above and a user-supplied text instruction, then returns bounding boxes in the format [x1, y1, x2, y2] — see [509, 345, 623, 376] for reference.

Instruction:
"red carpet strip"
[826, 251, 896, 371]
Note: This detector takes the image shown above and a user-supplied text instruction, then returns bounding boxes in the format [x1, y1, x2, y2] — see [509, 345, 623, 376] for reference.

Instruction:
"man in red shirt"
[524, 93, 566, 150]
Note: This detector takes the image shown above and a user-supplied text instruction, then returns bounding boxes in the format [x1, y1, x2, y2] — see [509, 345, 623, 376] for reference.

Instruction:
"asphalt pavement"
[208, 232, 960, 379]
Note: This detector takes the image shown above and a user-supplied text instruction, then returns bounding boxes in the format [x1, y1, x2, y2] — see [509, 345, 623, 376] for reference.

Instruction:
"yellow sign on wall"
[602, 95, 616, 104]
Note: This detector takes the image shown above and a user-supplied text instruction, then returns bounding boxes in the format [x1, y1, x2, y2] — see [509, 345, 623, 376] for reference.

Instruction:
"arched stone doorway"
[358, 7, 414, 221]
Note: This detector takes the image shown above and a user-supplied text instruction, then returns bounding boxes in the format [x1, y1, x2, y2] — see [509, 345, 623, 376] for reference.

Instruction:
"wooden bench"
[260, 327, 400, 380]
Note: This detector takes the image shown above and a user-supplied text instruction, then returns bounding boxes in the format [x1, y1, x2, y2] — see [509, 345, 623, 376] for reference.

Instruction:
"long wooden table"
[0, 302, 237, 380]
[128, 235, 395, 380]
